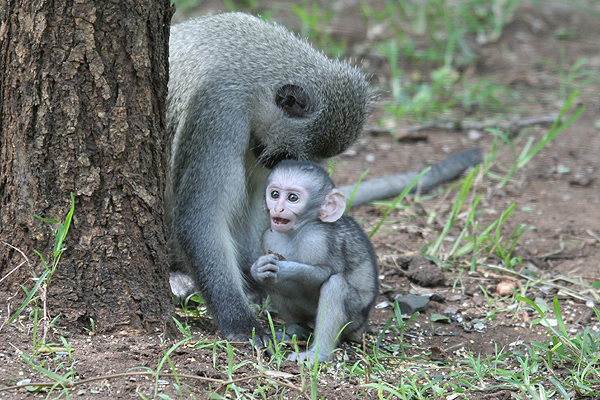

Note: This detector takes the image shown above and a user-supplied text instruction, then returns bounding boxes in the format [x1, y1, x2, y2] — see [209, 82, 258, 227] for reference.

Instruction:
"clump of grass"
[518, 296, 600, 397]
[9, 193, 75, 348]
[362, 0, 524, 67]
[486, 91, 585, 189]
[363, 0, 528, 126]
[290, 0, 346, 59]
[543, 48, 600, 101]
[377, 37, 508, 125]
[380, 62, 460, 123]
[422, 179, 531, 270]
[368, 167, 430, 238]
[423, 93, 583, 269]
[461, 0, 524, 44]
[424, 165, 480, 263]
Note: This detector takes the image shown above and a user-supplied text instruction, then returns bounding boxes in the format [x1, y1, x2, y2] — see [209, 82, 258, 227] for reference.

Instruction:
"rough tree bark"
[0, 0, 174, 333]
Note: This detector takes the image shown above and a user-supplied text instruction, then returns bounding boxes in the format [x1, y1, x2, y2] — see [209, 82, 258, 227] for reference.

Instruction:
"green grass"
[368, 167, 430, 238]
[516, 296, 600, 398]
[417, 93, 584, 272]
[377, 43, 510, 124]
[362, 0, 525, 67]
[4, 287, 599, 399]
[8, 193, 75, 349]
[484, 91, 585, 189]
[543, 48, 600, 101]
[290, 1, 346, 59]
[363, 0, 527, 125]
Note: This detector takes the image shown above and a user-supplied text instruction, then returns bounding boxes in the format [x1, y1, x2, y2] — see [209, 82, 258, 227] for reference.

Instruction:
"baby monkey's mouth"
[272, 217, 290, 226]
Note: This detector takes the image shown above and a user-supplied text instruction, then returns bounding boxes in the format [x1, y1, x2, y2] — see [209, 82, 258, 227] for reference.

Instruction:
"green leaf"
[346, 168, 369, 212]
[540, 318, 558, 327]
[369, 167, 430, 238]
[9, 268, 51, 324]
[34, 215, 60, 224]
[21, 354, 71, 385]
[431, 313, 451, 323]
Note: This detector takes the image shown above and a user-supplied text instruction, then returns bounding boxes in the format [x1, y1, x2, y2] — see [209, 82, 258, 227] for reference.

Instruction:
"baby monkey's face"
[265, 176, 309, 233]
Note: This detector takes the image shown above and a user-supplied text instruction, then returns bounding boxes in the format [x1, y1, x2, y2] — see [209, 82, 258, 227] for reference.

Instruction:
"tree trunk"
[0, 0, 174, 333]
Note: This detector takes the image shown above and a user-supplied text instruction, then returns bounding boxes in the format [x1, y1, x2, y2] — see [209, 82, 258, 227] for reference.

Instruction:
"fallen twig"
[0, 243, 31, 284]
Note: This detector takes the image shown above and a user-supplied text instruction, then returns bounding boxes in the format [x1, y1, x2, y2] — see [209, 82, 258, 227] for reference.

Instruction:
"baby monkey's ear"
[318, 189, 347, 223]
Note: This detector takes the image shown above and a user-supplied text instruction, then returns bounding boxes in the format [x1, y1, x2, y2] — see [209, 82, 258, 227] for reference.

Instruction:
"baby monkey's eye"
[270, 190, 280, 199]
[287, 193, 299, 202]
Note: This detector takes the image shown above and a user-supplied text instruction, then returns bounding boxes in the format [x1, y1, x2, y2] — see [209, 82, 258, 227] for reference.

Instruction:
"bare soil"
[1, 2, 599, 399]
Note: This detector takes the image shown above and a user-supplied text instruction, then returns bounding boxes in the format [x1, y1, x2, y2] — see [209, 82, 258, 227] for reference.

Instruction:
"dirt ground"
[1, 1, 600, 399]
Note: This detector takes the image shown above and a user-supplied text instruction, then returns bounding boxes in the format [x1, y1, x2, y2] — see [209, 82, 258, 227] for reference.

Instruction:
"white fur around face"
[265, 175, 310, 232]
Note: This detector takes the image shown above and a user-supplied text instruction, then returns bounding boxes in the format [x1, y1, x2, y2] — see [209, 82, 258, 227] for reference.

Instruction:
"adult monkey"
[165, 12, 481, 345]
[165, 12, 370, 345]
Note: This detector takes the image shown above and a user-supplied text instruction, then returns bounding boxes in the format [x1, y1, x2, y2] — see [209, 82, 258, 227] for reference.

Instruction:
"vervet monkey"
[251, 160, 379, 363]
[165, 12, 482, 345]
[165, 13, 370, 344]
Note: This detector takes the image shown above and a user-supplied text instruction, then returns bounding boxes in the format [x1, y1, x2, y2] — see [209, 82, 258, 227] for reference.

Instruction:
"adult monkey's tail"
[339, 148, 483, 207]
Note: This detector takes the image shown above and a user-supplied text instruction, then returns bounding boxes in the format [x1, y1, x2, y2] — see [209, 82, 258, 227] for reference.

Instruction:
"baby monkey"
[251, 160, 379, 363]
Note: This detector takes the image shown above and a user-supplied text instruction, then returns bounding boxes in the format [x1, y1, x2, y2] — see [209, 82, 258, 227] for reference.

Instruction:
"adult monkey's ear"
[318, 189, 347, 223]
[276, 84, 310, 118]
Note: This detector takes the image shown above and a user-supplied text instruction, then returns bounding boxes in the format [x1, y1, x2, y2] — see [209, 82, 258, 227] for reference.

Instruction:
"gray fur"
[252, 161, 379, 363]
[165, 13, 370, 343]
